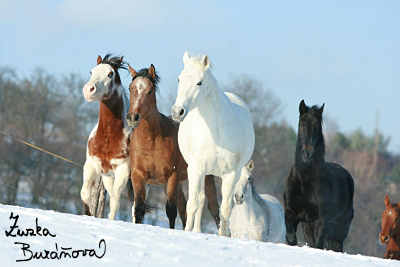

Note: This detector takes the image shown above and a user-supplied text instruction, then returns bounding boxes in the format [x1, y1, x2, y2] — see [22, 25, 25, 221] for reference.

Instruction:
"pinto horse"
[380, 195, 400, 260]
[284, 100, 354, 252]
[172, 52, 255, 236]
[80, 54, 131, 220]
[126, 64, 220, 229]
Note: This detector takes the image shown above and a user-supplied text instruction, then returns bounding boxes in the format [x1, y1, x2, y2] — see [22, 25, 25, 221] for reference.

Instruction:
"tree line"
[0, 67, 398, 257]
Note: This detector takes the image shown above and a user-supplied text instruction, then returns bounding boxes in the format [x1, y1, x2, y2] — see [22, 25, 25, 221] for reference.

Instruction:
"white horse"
[80, 54, 132, 220]
[171, 52, 255, 236]
[230, 160, 286, 242]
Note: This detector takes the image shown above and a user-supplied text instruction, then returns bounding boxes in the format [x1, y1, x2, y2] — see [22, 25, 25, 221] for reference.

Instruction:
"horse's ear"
[247, 159, 254, 171]
[201, 54, 210, 69]
[119, 56, 124, 62]
[299, 100, 309, 116]
[385, 195, 391, 207]
[318, 103, 325, 116]
[183, 51, 190, 65]
[128, 64, 137, 78]
[97, 55, 103, 65]
[149, 64, 156, 79]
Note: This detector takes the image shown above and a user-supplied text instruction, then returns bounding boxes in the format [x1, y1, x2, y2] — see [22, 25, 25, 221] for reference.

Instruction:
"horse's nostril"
[385, 236, 389, 241]
[134, 114, 140, 121]
[90, 86, 95, 93]
[179, 108, 185, 116]
[126, 113, 131, 121]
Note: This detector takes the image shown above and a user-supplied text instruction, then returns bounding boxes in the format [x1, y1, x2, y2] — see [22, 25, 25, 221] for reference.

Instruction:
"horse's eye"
[178, 78, 180, 82]
[248, 177, 251, 181]
[108, 72, 113, 78]
[396, 218, 398, 221]
[197, 81, 202, 86]
[148, 90, 152, 95]
[90, 71, 92, 75]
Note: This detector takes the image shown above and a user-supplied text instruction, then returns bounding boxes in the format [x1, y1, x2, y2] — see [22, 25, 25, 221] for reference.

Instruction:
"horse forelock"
[100, 54, 127, 87]
[132, 68, 160, 94]
[186, 54, 214, 70]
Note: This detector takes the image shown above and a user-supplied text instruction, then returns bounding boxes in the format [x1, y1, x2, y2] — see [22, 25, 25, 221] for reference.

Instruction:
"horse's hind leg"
[205, 175, 220, 228]
[108, 162, 130, 220]
[80, 160, 101, 216]
[325, 206, 354, 252]
[177, 184, 187, 228]
[219, 170, 239, 236]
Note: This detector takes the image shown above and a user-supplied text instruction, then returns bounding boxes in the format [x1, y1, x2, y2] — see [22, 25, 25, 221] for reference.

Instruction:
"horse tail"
[125, 176, 135, 202]
[125, 177, 157, 213]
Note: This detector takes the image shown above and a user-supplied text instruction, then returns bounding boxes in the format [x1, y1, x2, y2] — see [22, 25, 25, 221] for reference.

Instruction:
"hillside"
[0, 204, 396, 267]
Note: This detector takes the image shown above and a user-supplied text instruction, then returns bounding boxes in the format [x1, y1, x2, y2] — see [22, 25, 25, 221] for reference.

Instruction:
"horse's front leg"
[80, 160, 101, 216]
[218, 170, 239, 236]
[185, 164, 205, 233]
[131, 169, 147, 224]
[108, 162, 130, 220]
[205, 175, 220, 229]
[284, 208, 300, 246]
[315, 217, 327, 249]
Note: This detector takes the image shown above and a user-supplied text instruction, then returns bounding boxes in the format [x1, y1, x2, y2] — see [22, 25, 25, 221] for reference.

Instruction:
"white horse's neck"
[195, 72, 231, 121]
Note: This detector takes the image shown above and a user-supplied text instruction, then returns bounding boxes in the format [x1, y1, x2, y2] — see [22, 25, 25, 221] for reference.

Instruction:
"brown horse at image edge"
[380, 195, 400, 260]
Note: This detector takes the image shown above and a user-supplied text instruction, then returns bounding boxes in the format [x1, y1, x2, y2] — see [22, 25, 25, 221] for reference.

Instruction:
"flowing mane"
[100, 53, 130, 120]
[101, 53, 128, 72]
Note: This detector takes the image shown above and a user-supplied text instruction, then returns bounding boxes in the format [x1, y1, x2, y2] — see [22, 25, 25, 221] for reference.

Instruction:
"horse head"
[126, 64, 159, 128]
[172, 51, 213, 122]
[380, 195, 400, 245]
[234, 160, 255, 204]
[297, 100, 325, 164]
[83, 54, 125, 102]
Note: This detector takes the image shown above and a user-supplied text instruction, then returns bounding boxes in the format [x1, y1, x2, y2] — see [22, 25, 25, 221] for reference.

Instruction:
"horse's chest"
[292, 184, 321, 221]
[88, 129, 129, 173]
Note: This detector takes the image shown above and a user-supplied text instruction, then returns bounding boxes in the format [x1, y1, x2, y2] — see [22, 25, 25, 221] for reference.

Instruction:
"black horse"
[283, 100, 354, 252]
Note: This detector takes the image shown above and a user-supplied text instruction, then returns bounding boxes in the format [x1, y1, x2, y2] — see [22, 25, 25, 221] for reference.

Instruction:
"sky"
[1, 1, 400, 152]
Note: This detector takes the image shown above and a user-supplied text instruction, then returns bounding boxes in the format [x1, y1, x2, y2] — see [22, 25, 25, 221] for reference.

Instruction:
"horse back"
[326, 162, 354, 203]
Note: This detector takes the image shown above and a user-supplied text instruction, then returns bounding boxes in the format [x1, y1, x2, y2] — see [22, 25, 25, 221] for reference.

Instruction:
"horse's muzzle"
[380, 234, 389, 245]
[171, 105, 185, 122]
[302, 149, 314, 164]
[126, 113, 141, 128]
[234, 193, 244, 205]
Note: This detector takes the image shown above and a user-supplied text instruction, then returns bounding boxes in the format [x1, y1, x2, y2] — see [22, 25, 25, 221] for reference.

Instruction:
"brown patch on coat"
[88, 90, 129, 173]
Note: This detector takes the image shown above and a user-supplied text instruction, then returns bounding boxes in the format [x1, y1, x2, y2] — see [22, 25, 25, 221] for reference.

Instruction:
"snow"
[0, 204, 397, 267]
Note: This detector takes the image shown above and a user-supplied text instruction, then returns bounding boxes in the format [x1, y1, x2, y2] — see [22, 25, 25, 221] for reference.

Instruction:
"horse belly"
[178, 112, 251, 176]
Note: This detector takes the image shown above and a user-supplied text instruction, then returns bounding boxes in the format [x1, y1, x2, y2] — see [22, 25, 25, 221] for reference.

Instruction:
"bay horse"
[171, 52, 255, 236]
[380, 195, 400, 260]
[126, 64, 220, 229]
[283, 100, 354, 252]
[230, 160, 285, 242]
[80, 54, 132, 220]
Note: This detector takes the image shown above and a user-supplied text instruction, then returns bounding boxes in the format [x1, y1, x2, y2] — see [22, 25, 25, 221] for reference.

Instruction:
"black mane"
[132, 67, 160, 93]
[101, 53, 127, 71]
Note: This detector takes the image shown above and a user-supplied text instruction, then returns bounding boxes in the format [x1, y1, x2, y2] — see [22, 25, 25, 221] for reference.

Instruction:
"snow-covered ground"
[0, 204, 397, 267]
